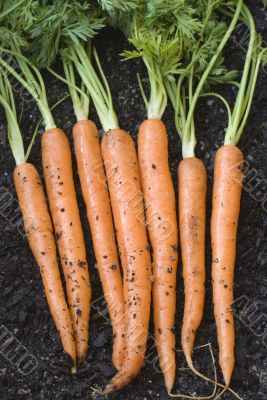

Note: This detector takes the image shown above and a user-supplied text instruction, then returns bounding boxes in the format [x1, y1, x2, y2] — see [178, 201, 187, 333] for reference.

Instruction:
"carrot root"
[178, 157, 207, 368]
[138, 119, 178, 393]
[73, 120, 125, 369]
[101, 128, 152, 393]
[42, 128, 91, 361]
[14, 163, 76, 364]
[211, 144, 244, 386]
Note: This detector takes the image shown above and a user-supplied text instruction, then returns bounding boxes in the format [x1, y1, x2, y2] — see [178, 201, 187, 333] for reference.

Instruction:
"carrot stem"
[0, 47, 56, 130]
[0, 86, 25, 165]
[66, 42, 119, 132]
[0, 0, 25, 22]
[182, 0, 243, 154]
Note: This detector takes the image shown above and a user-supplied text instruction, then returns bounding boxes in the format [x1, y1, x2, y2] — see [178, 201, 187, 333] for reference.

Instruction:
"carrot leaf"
[29, 0, 104, 68]
[224, 4, 267, 145]
[121, 1, 201, 119]
[0, 72, 25, 165]
[97, 0, 140, 14]
[165, 0, 243, 158]
[0, 47, 56, 130]
[62, 42, 119, 131]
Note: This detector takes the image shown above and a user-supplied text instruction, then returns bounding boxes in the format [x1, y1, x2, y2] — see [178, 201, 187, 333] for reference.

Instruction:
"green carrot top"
[0, 72, 25, 165]
[25, 0, 124, 130]
[164, 0, 244, 158]
[0, 0, 105, 131]
[219, 3, 267, 145]
[120, 1, 201, 120]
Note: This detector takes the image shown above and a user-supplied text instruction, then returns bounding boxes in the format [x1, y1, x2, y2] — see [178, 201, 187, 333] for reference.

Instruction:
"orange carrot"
[178, 157, 207, 371]
[101, 129, 152, 394]
[14, 163, 77, 365]
[211, 144, 244, 386]
[0, 47, 92, 362]
[42, 128, 91, 361]
[73, 119, 125, 369]
[0, 70, 77, 368]
[138, 119, 178, 393]
[209, 4, 265, 390]
[65, 45, 152, 391]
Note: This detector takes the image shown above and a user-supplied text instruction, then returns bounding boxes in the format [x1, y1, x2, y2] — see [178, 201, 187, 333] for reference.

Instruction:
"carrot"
[178, 158, 207, 370]
[211, 145, 243, 385]
[138, 119, 178, 392]
[42, 128, 91, 361]
[21, 2, 125, 369]
[0, 73, 76, 367]
[0, 49, 91, 361]
[48, 55, 125, 369]
[73, 119, 125, 369]
[101, 128, 152, 393]
[64, 44, 152, 392]
[121, 11, 185, 388]
[209, 4, 267, 390]
[163, 1, 244, 395]
[14, 164, 77, 365]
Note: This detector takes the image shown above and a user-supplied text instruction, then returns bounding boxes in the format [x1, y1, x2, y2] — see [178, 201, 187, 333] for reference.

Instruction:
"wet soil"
[0, 2, 266, 399]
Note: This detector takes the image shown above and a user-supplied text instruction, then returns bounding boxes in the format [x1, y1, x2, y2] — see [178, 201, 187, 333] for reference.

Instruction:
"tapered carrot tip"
[76, 343, 88, 362]
[112, 349, 124, 371]
[220, 356, 234, 386]
[102, 383, 118, 395]
[71, 364, 77, 374]
[164, 373, 175, 395]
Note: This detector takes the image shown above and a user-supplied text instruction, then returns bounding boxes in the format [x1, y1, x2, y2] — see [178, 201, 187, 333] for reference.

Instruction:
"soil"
[0, 2, 266, 399]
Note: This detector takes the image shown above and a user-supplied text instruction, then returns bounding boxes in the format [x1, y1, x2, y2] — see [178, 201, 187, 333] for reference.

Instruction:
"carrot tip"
[101, 383, 118, 395]
[71, 364, 77, 374]
[90, 386, 107, 396]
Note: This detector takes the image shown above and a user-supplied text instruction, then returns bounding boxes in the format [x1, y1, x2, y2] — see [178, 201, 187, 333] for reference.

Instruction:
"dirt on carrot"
[42, 128, 91, 361]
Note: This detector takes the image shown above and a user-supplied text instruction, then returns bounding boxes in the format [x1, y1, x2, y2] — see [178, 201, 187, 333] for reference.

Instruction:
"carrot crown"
[65, 43, 119, 132]
[0, 49, 56, 131]
[25, 1, 125, 129]
[0, 73, 25, 165]
[120, 2, 200, 120]
[165, 0, 243, 158]
[221, 4, 267, 145]
[0, 2, 59, 130]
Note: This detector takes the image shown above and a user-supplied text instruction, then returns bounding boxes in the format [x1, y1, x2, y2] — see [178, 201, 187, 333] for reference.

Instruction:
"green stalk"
[224, 4, 261, 145]
[0, 0, 25, 22]
[0, 48, 56, 130]
[47, 57, 90, 122]
[66, 42, 119, 132]
[182, 0, 243, 157]
[141, 52, 167, 119]
[228, 5, 256, 138]
[234, 48, 267, 144]
[0, 73, 25, 165]
[25, 93, 70, 160]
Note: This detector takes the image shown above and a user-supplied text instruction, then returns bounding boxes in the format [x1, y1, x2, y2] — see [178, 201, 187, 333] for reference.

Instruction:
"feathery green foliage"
[164, 0, 243, 157]
[122, 24, 184, 118]
[0, 0, 38, 49]
[97, 0, 140, 14]
[121, 1, 201, 119]
[29, 0, 104, 67]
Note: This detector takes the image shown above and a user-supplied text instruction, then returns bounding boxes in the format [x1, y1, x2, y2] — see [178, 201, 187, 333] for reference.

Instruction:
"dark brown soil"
[0, 2, 266, 399]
